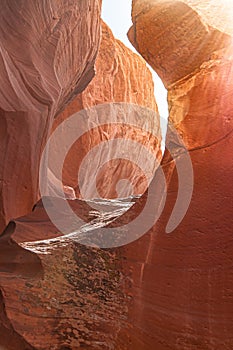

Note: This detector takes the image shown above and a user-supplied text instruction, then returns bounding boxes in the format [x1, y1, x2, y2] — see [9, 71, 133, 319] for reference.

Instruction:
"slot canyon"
[0, 1, 232, 349]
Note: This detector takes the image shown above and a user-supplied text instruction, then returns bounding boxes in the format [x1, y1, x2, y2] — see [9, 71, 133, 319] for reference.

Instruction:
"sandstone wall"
[0, 0, 102, 232]
[51, 22, 161, 199]
[126, 1, 233, 349]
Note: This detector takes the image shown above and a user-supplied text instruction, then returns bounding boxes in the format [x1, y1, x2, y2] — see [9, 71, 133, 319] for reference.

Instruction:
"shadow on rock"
[0, 222, 43, 279]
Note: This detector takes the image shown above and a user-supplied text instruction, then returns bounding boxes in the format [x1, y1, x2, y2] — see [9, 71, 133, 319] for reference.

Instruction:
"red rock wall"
[0, 0, 102, 232]
[0, 8, 162, 350]
[128, 0, 232, 87]
[0, 213, 128, 350]
[1, 1, 232, 350]
[125, 0, 233, 349]
[51, 22, 161, 199]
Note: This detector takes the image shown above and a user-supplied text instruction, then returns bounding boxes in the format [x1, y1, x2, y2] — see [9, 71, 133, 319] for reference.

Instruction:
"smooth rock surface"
[125, 0, 233, 349]
[0, 0, 102, 232]
[1, 1, 232, 349]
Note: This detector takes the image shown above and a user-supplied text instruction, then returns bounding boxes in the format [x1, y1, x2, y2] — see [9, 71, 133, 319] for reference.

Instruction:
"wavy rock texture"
[0, 0, 102, 232]
[125, 0, 233, 349]
[51, 22, 161, 199]
[0, 8, 161, 350]
[1, 1, 232, 350]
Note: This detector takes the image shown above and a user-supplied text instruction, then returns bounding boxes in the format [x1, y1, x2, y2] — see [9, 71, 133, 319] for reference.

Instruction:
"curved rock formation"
[51, 22, 161, 199]
[0, 9, 161, 350]
[0, 0, 102, 232]
[1, 1, 232, 350]
[125, 0, 233, 349]
[128, 0, 233, 87]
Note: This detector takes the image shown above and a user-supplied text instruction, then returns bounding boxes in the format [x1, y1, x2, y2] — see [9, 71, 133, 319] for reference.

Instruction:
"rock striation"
[1, 1, 232, 350]
[0, 0, 102, 232]
[125, 0, 233, 349]
[0, 206, 128, 350]
[0, 7, 161, 350]
[128, 0, 233, 87]
[51, 22, 161, 199]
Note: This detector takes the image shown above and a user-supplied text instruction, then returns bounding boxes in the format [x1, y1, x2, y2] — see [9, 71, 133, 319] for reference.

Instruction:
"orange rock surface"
[128, 0, 233, 87]
[0, 204, 128, 350]
[0, 9, 161, 350]
[0, 0, 102, 232]
[126, 0, 233, 349]
[51, 22, 161, 199]
[1, 1, 232, 350]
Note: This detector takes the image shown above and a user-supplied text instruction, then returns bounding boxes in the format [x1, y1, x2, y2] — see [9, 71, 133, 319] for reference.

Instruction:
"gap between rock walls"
[101, 0, 169, 153]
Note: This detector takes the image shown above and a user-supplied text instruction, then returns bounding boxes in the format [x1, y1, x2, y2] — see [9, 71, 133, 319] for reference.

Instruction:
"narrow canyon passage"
[0, 1, 232, 350]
